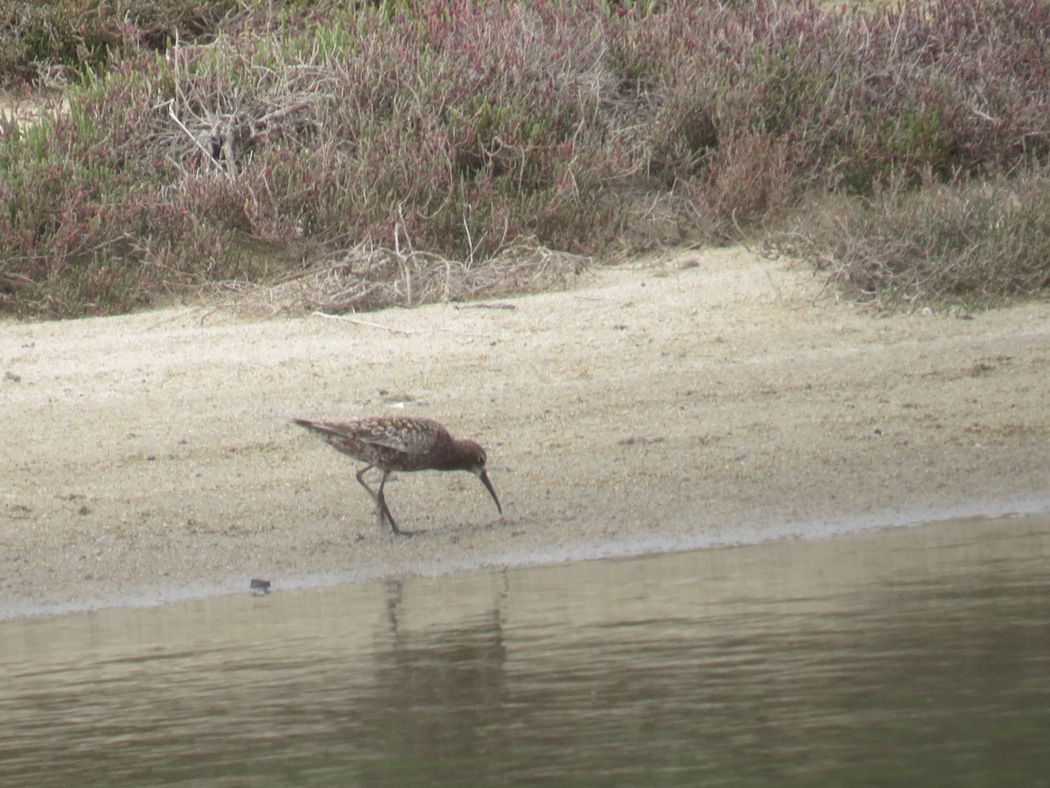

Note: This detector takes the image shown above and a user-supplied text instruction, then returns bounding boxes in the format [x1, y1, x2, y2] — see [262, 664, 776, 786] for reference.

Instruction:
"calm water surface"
[2, 514, 1049, 786]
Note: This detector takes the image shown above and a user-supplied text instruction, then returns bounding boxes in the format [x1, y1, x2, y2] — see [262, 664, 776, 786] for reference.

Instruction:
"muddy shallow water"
[3, 513, 1049, 786]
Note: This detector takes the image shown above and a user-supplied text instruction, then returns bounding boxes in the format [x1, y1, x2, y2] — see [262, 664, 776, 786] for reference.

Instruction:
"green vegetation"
[2, 0, 1049, 318]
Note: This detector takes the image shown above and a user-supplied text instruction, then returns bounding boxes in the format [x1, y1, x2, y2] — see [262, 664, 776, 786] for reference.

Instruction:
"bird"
[292, 416, 502, 536]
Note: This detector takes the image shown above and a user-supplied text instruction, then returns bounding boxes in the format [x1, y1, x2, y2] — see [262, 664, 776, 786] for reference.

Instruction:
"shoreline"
[3, 247, 1050, 620]
[5, 497, 1050, 622]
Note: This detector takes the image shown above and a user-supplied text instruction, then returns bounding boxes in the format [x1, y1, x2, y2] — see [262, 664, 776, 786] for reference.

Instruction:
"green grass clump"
[0, 0, 243, 87]
[2, 0, 1050, 318]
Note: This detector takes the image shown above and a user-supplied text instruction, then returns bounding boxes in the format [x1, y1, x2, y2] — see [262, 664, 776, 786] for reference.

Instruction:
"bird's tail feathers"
[292, 418, 342, 437]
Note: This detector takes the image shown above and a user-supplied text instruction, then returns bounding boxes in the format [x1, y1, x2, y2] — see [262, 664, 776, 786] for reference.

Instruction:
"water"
[2, 514, 1049, 786]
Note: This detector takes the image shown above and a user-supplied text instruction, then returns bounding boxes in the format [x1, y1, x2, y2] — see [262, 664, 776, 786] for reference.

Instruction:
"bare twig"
[311, 312, 495, 339]
[163, 99, 226, 175]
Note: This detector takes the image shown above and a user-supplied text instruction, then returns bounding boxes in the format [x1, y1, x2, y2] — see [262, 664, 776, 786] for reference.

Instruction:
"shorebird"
[292, 416, 502, 536]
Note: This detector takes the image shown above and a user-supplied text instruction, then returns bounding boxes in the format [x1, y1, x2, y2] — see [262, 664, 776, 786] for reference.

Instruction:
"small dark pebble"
[618, 435, 665, 446]
[250, 578, 272, 595]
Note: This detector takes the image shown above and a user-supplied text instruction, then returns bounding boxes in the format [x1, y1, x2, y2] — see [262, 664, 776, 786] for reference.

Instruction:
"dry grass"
[2, 0, 1050, 317]
[207, 241, 588, 317]
[765, 169, 1050, 308]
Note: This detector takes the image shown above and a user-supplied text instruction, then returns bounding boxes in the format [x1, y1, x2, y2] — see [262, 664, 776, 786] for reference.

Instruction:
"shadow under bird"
[292, 416, 502, 536]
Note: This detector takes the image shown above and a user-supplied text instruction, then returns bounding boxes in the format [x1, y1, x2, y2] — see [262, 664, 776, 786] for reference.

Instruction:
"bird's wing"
[345, 417, 441, 455]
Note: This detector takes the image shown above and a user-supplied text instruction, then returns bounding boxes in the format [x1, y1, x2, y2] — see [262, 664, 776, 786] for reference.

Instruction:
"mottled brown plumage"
[293, 416, 501, 536]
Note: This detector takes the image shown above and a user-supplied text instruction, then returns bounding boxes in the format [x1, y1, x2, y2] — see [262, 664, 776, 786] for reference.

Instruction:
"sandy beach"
[2, 246, 1049, 619]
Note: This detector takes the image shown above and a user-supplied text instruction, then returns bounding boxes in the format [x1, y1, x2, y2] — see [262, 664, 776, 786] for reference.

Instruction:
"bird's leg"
[355, 464, 388, 529]
[354, 466, 398, 533]
[355, 464, 380, 503]
[376, 469, 414, 537]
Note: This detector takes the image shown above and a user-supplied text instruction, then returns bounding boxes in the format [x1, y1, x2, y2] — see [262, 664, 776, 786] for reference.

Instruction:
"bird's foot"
[375, 500, 415, 537]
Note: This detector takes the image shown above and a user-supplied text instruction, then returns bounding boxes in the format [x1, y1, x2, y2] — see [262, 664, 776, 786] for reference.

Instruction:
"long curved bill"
[478, 470, 502, 514]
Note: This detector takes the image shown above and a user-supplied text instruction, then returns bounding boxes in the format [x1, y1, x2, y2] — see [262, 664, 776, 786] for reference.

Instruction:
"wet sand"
[2, 247, 1049, 618]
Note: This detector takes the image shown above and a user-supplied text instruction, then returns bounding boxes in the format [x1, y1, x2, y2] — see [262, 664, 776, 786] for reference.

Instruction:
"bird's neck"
[431, 439, 473, 472]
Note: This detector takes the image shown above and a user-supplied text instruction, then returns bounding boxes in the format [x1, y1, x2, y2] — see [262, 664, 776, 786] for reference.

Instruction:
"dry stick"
[163, 99, 226, 176]
[311, 312, 495, 339]
[146, 304, 216, 328]
[764, 269, 786, 307]
[312, 312, 415, 334]
[457, 302, 517, 310]
[394, 205, 413, 306]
